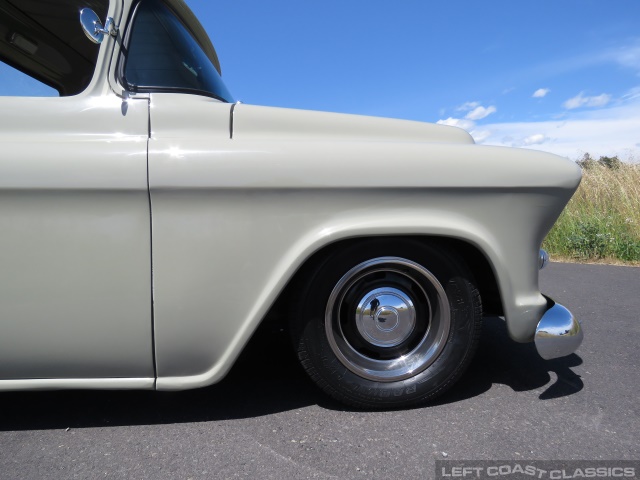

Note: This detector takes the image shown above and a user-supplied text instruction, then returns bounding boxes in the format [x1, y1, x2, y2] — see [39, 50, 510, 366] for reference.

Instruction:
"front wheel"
[291, 239, 482, 409]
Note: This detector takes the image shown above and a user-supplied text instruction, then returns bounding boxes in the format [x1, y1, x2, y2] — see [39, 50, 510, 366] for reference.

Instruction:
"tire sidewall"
[293, 238, 481, 408]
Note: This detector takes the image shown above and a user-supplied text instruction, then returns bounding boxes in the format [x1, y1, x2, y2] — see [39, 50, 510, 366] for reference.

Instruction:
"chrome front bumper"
[534, 299, 583, 360]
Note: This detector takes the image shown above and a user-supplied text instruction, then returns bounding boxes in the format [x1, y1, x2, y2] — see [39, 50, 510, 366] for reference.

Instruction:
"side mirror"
[80, 8, 117, 44]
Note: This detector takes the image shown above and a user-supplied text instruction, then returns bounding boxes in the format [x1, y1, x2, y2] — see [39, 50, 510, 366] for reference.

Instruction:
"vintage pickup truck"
[0, 0, 582, 408]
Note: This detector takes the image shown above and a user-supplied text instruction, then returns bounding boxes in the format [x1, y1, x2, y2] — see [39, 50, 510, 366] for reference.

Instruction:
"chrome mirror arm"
[80, 8, 118, 44]
[96, 17, 118, 38]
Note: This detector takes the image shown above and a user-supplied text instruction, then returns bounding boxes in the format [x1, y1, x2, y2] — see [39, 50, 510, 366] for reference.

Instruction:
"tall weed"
[543, 162, 640, 263]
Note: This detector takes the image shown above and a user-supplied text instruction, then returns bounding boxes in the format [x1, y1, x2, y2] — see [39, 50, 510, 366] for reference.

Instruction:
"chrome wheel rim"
[325, 257, 450, 382]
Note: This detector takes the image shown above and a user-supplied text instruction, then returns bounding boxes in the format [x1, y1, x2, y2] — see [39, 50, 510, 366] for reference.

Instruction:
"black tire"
[291, 238, 482, 409]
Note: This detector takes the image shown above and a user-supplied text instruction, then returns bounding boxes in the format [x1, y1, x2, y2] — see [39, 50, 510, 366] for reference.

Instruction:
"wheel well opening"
[264, 235, 504, 331]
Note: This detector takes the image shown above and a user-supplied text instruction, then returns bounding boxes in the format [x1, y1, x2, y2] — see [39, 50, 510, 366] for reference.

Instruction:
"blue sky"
[188, 0, 640, 161]
[2, 0, 639, 161]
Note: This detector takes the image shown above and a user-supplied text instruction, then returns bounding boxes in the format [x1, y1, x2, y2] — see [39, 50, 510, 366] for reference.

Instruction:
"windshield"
[122, 0, 233, 102]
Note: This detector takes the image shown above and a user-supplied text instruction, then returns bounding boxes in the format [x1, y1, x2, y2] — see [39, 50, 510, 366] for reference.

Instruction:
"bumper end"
[534, 301, 583, 360]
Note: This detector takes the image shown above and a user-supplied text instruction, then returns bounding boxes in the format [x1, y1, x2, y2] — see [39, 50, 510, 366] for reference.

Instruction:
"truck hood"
[231, 104, 475, 145]
[222, 102, 580, 192]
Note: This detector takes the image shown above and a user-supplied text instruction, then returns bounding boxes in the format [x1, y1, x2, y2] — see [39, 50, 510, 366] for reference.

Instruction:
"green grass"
[542, 160, 640, 264]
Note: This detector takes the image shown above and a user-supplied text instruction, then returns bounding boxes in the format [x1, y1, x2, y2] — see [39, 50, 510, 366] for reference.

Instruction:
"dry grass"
[543, 162, 640, 263]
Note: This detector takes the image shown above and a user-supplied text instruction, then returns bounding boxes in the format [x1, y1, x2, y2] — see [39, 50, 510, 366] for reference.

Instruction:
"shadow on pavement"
[436, 316, 584, 406]
[0, 316, 583, 430]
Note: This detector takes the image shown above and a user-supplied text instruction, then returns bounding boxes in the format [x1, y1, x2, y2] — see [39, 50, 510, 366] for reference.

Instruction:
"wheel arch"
[156, 230, 506, 391]
[267, 234, 503, 328]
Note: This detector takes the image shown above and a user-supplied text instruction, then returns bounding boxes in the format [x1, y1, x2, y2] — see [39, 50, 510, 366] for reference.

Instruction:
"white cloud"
[438, 103, 497, 139]
[563, 92, 611, 109]
[522, 134, 548, 146]
[456, 101, 480, 112]
[470, 129, 492, 143]
[436, 117, 476, 130]
[437, 118, 496, 146]
[533, 88, 550, 98]
[465, 105, 497, 121]
[605, 41, 640, 73]
[449, 102, 497, 122]
[622, 86, 640, 102]
[470, 96, 640, 161]
[507, 39, 640, 87]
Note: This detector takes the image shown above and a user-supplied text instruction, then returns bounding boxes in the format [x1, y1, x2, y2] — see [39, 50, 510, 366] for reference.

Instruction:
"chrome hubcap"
[325, 257, 450, 382]
[355, 287, 416, 347]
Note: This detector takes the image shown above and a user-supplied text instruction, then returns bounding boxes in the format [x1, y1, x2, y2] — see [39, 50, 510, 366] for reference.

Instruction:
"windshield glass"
[122, 0, 233, 102]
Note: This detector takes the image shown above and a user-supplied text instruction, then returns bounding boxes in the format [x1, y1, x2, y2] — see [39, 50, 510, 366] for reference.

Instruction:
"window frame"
[116, 0, 233, 103]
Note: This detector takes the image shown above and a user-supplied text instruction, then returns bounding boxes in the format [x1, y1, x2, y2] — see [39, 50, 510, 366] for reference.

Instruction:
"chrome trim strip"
[230, 101, 242, 139]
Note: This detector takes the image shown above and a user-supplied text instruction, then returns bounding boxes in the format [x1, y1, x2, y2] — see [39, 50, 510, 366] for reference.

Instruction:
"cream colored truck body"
[0, 0, 581, 392]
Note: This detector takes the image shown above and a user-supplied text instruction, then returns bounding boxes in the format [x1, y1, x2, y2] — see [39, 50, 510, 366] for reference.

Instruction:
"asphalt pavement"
[0, 262, 638, 479]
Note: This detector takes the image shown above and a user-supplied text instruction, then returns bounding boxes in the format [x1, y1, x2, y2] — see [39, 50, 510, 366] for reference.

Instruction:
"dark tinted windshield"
[122, 0, 233, 102]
